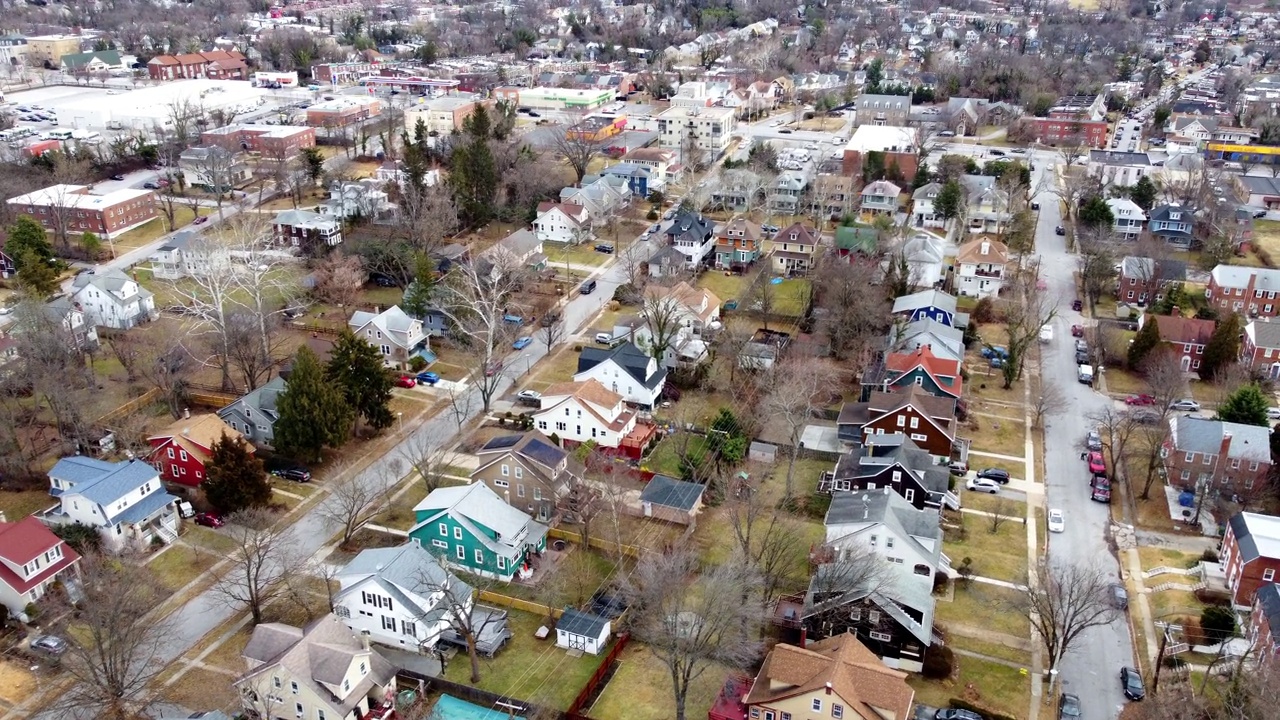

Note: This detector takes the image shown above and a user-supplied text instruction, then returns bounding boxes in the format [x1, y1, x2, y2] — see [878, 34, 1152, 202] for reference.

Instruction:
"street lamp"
[396, 411, 402, 430]
[522, 353, 531, 376]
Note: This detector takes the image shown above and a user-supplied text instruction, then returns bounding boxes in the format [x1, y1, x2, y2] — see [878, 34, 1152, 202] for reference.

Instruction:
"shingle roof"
[48, 457, 161, 506]
[1246, 318, 1280, 350]
[557, 607, 610, 637]
[891, 289, 958, 317]
[1228, 511, 1280, 562]
[577, 342, 667, 391]
[1254, 583, 1280, 636]
[542, 379, 623, 412]
[1170, 417, 1271, 463]
[1120, 256, 1187, 283]
[337, 541, 454, 598]
[412, 483, 546, 556]
[639, 474, 705, 511]
[1152, 314, 1215, 346]
[744, 632, 914, 720]
[956, 237, 1009, 266]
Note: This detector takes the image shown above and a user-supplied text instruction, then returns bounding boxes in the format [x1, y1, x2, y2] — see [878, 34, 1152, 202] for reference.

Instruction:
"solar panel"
[523, 439, 565, 467]
[482, 435, 521, 451]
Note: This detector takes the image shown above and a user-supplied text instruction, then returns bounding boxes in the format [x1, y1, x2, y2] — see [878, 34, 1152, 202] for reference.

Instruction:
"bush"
[950, 698, 1016, 720]
[1200, 548, 1219, 563]
[408, 356, 428, 371]
[971, 296, 999, 324]
[1200, 606, 1236, 643]
[1195, 587, 1232, 606]
[53, 523, 102, 554]
[1163, 655, 1187, 669]
[922, 643, 955, 679]
[23, 602, 38, 621]
[646, 208, 659, 220]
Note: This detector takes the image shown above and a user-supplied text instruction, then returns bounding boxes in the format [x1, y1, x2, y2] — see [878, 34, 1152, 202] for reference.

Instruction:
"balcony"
[971, 267, 1004, 278]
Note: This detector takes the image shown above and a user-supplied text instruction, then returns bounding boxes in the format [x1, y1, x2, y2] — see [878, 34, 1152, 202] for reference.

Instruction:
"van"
[1077, 364, 1094, 385]
[580, 279, 597, 295]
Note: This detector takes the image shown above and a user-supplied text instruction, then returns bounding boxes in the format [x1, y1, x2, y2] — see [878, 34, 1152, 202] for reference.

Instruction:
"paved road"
[1033, 154, 1136, 720]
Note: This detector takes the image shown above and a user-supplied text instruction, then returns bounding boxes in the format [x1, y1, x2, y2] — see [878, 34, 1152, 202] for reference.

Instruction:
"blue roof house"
[42, 456, 180, 550]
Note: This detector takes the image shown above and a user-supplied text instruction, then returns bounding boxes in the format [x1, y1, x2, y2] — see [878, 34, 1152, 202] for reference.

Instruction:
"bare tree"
[413, 560, 503, 683]
[319, 459, 399, 546]
[1013, 560, 1120, 675]
[999, 262, 1057, 389]
[813, 256, 888, 364]
[726, 469, 805, 607]
[623, 547, 763, 720]
[539, 316, 564, 355]
[312, 251, 365, 306]
[214, 508, 300, 625]
[639, 286, 688, 364]
[552, 118, 608, 184]
[1031, 380, 1068, 430]
[175, 235, 238, 390]
[804, 543, 897, 640]
[988, 496, 1016, 533]
[762, 357, 840, 501]
[52, 553, 176, 720]
[185, 144, 243, 219]
[399, 432, 457, 494]
[1077, 234, 1119, 315]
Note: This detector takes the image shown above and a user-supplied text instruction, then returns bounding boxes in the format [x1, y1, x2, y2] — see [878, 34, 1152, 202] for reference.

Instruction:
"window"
[179, 450, 188, 462]
[167, 447, 174, 459]
[454, 527, 462, 540]
[869, 535, 877, 546]
[905, 489, 915, 503]
[869, 610, 881, 623]
[534, 487, 542, 501]
[538, 421, 548, 430]
[1231, 458, 1241, 469]
[750, 710, 760, 719]
[1264, 568, 1275, 582]
[886, 537, 895, 549]
[1203, 454, 1212, 466]
[273, 677, 282, 689]
[833, 705, 845, 719]
[517, 484, 525, 498]
[910, 417, 919, 429]
[381, 616, 395, 630]
[494, 479, 509, 488]
[431, 539, 447, 549]
[1250, 461, 1260, 471]
[475, 548, 484, 564]
[296, 702, 304, 718]
[318, 711, 326, 720]
[439, 523, 448, 536]
[456, 545, 465, 560]
[291, 681, 299, 695]
[497, 556, 505, 570]
[1185, 451, 1195, 462]
[896, 415, 906, 427]
[870, 630, 893, 642]
[812, 699, 823, 712]
[501, 464, 509, 476]
[515, 467, 523, 479]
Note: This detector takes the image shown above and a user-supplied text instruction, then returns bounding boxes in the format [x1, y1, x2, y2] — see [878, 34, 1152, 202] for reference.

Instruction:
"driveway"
[1033, 153, 1135, 720]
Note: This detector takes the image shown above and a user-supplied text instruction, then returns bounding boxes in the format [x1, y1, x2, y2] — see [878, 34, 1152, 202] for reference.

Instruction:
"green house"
[408, 483, 549, 582]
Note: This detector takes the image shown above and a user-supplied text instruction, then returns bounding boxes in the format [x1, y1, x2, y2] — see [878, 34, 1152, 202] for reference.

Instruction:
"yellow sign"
[1206, 143, 1280, 156]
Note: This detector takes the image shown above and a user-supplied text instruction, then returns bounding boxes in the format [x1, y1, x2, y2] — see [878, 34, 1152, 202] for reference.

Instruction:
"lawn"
[441, 608, 606, 711]
[945, 513, 1029, 585]
[965, 458, 1025, 483]
[546, 242, 616, 268]
[181, 524, 239, 554]
[0, 489, 55, 521]
[1137, 546, 1202, 572]
[502, 546, 619, 609]
[966, 415, 1027, 458]
[147, 543, 220, 592]
[641, 434, 710, 478]
[962, 492, 1026, 516]
[590, 643, 733, 720]
[158, 666, 239, 715]
[935, 583, 1028, 638]
[1254, 219, 1280, 258]
[1102, 368, 1150, 397]
[655, 387, 735, 428]
[949, 634, 1033, 667]
[378, 482, 431, 531]
[525, 345, 584, 393]
[907, 654, 1032, 720]
[111, 205, 198, 251]
[691, 506, 822, 587]
[697, 269, 753, 306]
[1148, 589, 1204, 619]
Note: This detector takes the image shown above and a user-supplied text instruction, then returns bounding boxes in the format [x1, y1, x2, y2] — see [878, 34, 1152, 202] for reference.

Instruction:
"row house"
[1222, 512, 1280, 609]
[1163, 416, 1271, 514]
[1116, 256, 1187, 306]
[1242, 317, 1280, 380]
[147, 50, 247, 80]
[1107, 197, 1147, 241]
[1207, 264, 1280, 318]
[1141, 314, 1215, 375]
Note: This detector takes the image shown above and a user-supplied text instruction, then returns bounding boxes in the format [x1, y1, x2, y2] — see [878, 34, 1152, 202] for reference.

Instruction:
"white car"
[1048, 509, 1066, 533]
[1039, 324, 1053, 342]
[966, 478, 1001, 494]
[1268, 407, 1280, 420]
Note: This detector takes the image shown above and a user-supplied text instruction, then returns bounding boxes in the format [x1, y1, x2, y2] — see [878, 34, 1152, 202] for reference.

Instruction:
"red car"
[1124, 394, 1156, 406]
[193, 216, 208, 225]
[194, 512, 225, 528]
[396, 375, 416, 388]
[1087, 451, 1106, 475]
[484, 360, 504, 377]
[1071, 325, 1084, 337]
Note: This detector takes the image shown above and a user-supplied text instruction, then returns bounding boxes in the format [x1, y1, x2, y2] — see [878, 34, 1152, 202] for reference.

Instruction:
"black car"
[935, 710, 984, 720]
[1112, 583, 1129, 609]
[1120, 666, 1146, 700]
[976, 468, 1011, 484]
[1071, 299, 1083, 311]
[143, 181, 159, 189]
[109, 174, 126, 181]
[989, 149, 1006, 156]
[594, 243, 614, 254]
[1055, 225, 1066, 236]
[1059, 693, 1082, 720]
[1030, 201, 1040, 210]
[271, 467, 312, 482]
[370, 274, 398, 287]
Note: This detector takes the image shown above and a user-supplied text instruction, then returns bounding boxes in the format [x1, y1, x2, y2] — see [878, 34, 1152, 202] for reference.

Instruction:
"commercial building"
[854, 93, 912, 127]
[0, 36, 30, 66]
[305, 96, 382, 127]
[841, 125, 919, 182]
[200, 123, 316, 159]
[567, 114, 626, 142]
[26, 34, 86, 65]
[1028, 95, 1109, 148]
[655, 105, 736, 158]
[52, 80, 269, 131]
[492, 86, 614, 111]
[7, 184, 157, 239]
[310, 61, 381, 85]
[403, 96, 479, 135]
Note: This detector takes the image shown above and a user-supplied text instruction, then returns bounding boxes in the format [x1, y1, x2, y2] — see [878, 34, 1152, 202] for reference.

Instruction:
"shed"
[749, 441, 777, 463]
[555, 607, 612, 655]
[639, 474, 706, 526]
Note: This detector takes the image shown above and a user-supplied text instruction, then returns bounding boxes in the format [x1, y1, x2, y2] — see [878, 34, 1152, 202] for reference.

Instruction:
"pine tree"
[934, 180, 963, 223]
[326, 331, 395, 433]
[202, 434, 272, 513]
[6, 216, 55, 265]
[401, 254, 435, 318]
[1127, 317, 1162, 368]
[1216, 384, 1270, 427]
[450, 105, 497, 227]
[1199, 312, 1242, 382]
[1130, 176, 1157, 211]
[13, 248, 59, 298]
[80, 231, 102, 258]
[275, 346, 353, 462]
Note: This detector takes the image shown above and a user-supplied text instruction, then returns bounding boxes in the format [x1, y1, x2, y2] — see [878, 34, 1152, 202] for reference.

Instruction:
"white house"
[533, 380, 637, 448]
[148, 230, 229, 280]
[70, 268, 157, 330]
[41, 456, 180, 550]
[347, 305, 428, 367]
[955, 238, 1008, 298]
[42, 298, 98, 349]
[665, 209, 716, 268]
[532, 202, 591, 244]
[333, 542, 470, 653]
[321, 179, 396, 222]
[1107, 197, 1147, 241]
[912, 182, 944, 227]
[1087, 150, 1152, 188]
[235, 615, 397, 720]
[555, 608, 612, 655]
[0, 515, 80, 619]
[574, 341, 668, 408]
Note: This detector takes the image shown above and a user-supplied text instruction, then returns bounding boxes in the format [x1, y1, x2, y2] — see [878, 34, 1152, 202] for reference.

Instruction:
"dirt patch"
[0, 660, 37, 704]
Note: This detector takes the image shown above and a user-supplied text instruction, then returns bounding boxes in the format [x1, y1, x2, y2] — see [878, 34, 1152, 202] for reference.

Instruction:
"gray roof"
[1088, 150, 1151, 167]
[158, 230, 198, 252]
[48, 457, 161, 505]
[826, 484, 942, 542]
[832, 434, 949, 496]
[1227, 512, 1280, 563]
[1211, 264, 1280, 293]
[220, 375, 286, 423]
[274, 209, 331, 226]
[639, 474, 705, 511]
[557, 607, 609, 637]
[577, 342, 667, 391]
[1169, 416, 1270, 462]
[411, 483, 548, 557]
[1239, 175, 1280, 197]
[337, 541, 454, 597]
[887, 318, 964, 358]
[1120, 256, 1187, 283]
[495, 228, 542, 258]
[891, 289, 957, 317]
[1255, 583, 1280, 631]
[242, 623, 303, 664]
[1247, 318, 1280, 350]
[71, 267, 154, 304]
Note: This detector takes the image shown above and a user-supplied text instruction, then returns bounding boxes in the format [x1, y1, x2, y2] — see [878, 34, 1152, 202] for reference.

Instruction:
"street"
[1031, 154, 1136, 720]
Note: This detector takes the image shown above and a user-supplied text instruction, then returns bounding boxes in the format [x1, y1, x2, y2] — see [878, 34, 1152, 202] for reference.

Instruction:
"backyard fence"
[289, 321, 343, 337]
[565, 632, 631, 717]
[547, 527, 645, 559]
[476, 591, 563, 619]
[97, 388, 161, 424]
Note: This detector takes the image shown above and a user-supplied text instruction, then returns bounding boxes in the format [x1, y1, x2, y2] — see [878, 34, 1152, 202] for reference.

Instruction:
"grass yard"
[1148, 589, 1204, 619]
[199, 624, 254, 672]
[949, 634, 1034, 667]
[181, 524, 239, 554]
[1135, 495, 1179, 533]
[379, 482, 431, 531]
[1138, 547, 1202, 572]
[442, 608, 605, 711]
[525, 345, 584, 393]
[1100, 368, 1149, 398]
[945, 514, 1029, 585]
[0, 489, 54, 521]
[147, 543, 220, 592]
[691, 506, 821, 586]
[936, 583, 1028, 638]
[908, 654, 1032, 720]
[655, 388, 736, 428]
[590, 643, 733, 720]
[111, 206, 198, 251]
[1254, 219, 1280, 258]
[962, 492, 1025, 516]
[697, 269, 754, 305]
[546, 242, 616, 268]
[966, 415, 1027, 458]
[503, 546, 619, 609]
[158, 666, 239, 715]
[641, 434, 710, 478]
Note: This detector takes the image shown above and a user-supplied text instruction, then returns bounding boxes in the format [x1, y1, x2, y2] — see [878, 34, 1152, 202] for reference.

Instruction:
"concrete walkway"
[968, 449, 1031, 464]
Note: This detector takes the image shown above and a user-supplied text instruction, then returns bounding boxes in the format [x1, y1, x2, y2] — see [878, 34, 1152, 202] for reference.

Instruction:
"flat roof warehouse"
[50, 80, 275, 131]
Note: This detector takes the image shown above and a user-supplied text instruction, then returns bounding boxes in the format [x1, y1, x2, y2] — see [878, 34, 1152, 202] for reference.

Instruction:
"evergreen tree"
[1216, 384, 1270, 427]
[80, 231, 102, 258]
[301, 147, 325, 185]
[6, 216, 55, 266]
[326, 331, 395, 432]
[202, 434, 272, 513]
[13, 248, 59, 298]
[1127, 317, 1162, 368]
[1079, 196, 1114, 228]
[912, 162, 932, 189]
[1130, 175, 1157, 211]
[274, 346, 353, 462]
[1199, 312, 1242, 382]
[934, 180, 963, 223]
[401, 254, 436, 318]
[450, 105, 497, 227]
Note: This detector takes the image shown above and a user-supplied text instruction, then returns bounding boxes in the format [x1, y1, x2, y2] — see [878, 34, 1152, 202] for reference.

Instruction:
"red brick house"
[1250, 583, 1280, 664]
[1142, 313, 1216, 375]
[836, 386, 958, 458]
[1243, 318, 1280, 379]
[1206, 264, 1280, 318]
[1116, 256, 1188, 306]
[147, 413, 249, 492]
[1029, 115, 1108, 147]
[147, 50, 247, 80]
[1222, 511, 1280, 608]
[200, 124, 316, 160]
[0, 515, 80, 617]
[1163, 417, 1271, 508]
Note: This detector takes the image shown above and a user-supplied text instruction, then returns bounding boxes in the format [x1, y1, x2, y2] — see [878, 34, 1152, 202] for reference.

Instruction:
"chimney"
[1171, 306, 1181, 317]
[825, 682, 833, 695]
[183, 407, 191, 419]
[360, 630, 371, 651]
[980, 240, 990, 255]
[1219, 431, 1233, 466]
[0, 511, 7, 524]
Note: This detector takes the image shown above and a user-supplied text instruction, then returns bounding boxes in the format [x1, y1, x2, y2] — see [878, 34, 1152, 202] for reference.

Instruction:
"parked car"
[1268, 407, 1280, 420]
[515, 389, 541, 407]
[989, 356, 1005, 368]
[1090, 475, 1112, 503]
[484, 360, 503, 377]
[935, 709, 983, 720]
[1059, 693, 1082, 720]
[416, 371, 440, 385]
[976, 468, 1011, 483]
[194, 512, 225, 528]
[1071, 325, 1084, 337]
[30, 635, 68, 655]
[371, 274, 398, 287]
[396, 375, 417, 388]
[989, 149, 1006, 156]
[193, 216, 208, 225]
[270, 467, 312, 483]
[594, 332, 614, 344]
[512, 336, 532, 350]
[594, 243, 614, 254]
[1112, 583, 1129, 609]
[1169, 398, 1200, 412]
[1087, 451, 1106, 475]
[980, 346, 1010, 360]
[109, 174, 126, 181]
[1124, 394, 1156, 406]
[967, 477, 1002, 494]
[1120, 666, 1146, 700]
[1055, 225, 1066, 236]
[1074, 350, 1089, 364]
[1130, 409, 1161, 425]
[143, 181, 159, 189]
[579, 279, 598, 295]
[1047, 509, 1066, 533]
[1086, 431, 1103, 451]
[1072, 299, 1083, 311]
[1075, 339, 1088, 353]
[948, 461, 969, 476]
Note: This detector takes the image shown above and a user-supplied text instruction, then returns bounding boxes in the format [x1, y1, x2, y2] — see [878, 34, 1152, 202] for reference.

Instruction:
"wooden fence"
[97, 388, 161, 424]
[187, 391, 238, 410]
[289, 321, 343, 337]
[566, 632, 631, 717]
[547, 527, 645, 559]
[476, 591, 563, 619]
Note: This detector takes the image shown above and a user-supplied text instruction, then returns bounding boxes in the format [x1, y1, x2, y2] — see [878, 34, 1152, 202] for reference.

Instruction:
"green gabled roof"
[835, 225, 878, 252]
[62, 50, 122, 69]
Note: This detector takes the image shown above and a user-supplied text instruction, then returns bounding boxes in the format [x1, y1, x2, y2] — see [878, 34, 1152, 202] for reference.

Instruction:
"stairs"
[155, 523, 178, 545]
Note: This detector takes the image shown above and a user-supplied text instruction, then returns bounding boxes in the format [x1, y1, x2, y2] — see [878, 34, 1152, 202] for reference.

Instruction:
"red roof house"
[881, 345, 964, 399]
[1146, 314, 1216, 376]
[0, 515, 80, 617]
[147, 413, 249, 490]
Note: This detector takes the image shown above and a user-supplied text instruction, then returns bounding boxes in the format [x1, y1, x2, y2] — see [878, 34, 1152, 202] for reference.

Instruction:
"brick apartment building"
[1163, 416, 1271, 507]
[146, 50, 247, 80]
[1222, 512, 1280, 608]
[1243, 317, 1280, 379]
[309, 61, 380, 85]
[1207, 264, 1280, 318]
[200, 124, 316, 159]
[1027, 95, 1109, 148]
[1251, 583, 1280, 663]
[305, 96, 382, 127]
[7, 185, 157, 239]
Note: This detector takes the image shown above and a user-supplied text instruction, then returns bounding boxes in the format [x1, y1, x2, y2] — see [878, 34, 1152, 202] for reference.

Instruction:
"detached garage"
[555, 608, 611, 655]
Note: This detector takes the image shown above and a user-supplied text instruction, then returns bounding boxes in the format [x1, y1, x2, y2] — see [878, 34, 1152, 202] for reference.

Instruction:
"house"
[834, 225, 879, 258]
[768, 222, 821, 275]
[178, 146, 252, 190]
[887, 318, 965, 362]
[42, 297, 98, 349]
[602, 163, 653, 197]
[836, 386, 958, 458]
[1166, 116, 1218, 141]
[1117, 256, 1187, 306]
[0, 515, 80, 620]
[407, 483, 549, 582]
[911, 182, 946, 229]
[333, 541, 471, 652]
[955, 238, 1009, 298]
[1208, 265, 1280, 318]
[70, 268, 157, 330]
[896, 233, 947, 289]
[471, 431, 583, 524]
[532, 379, 637, 448]
[1222, 512, 1280, 608]
[347, 305, 429, 368]
[891, 289, 964, 328]
[638, 474, 705, 526]
[854, 93, 912, 127]
[961, 175, 1012, 235]
[60, 49, 123, 73]
[273, 209, 342, 251]
[148, 231, 218, 280]
[1243, 318, 1280, 379]
[714, 217, 763, 270]
[1087, 150, 1152, 188]
[555, 608, 612, 655]
[1250, 583, 1280, 663]
[768, 171, 809, 215]
[860, 180, 901, 217]
[1106, 197, 1147, 240]
[622, 147, 682, 188]
[810, 174, 857, 220]
[561, 175, 631, 217]
[822, 434, 954, 510]
[1148, 204, 1196, 248]
[1163, 417, 1271, 516]
[665, 209, 716, 268]
[646, 245, 688, 279]
[875, 345, 964, 400]
[321, 180, 395, 222]
[628, 281, 721, 367]
[234, 615, 397, 720]
[575, 342, 668, 409]
[533, 202, 591, 245]
[1141, 314, 1215, 374]
[147, 413, 248, 495]
[41, 457, 179, 550]
[745, 632, 915, 718]
[486, 229, 546, 271]
[218, 376, 286, 448]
